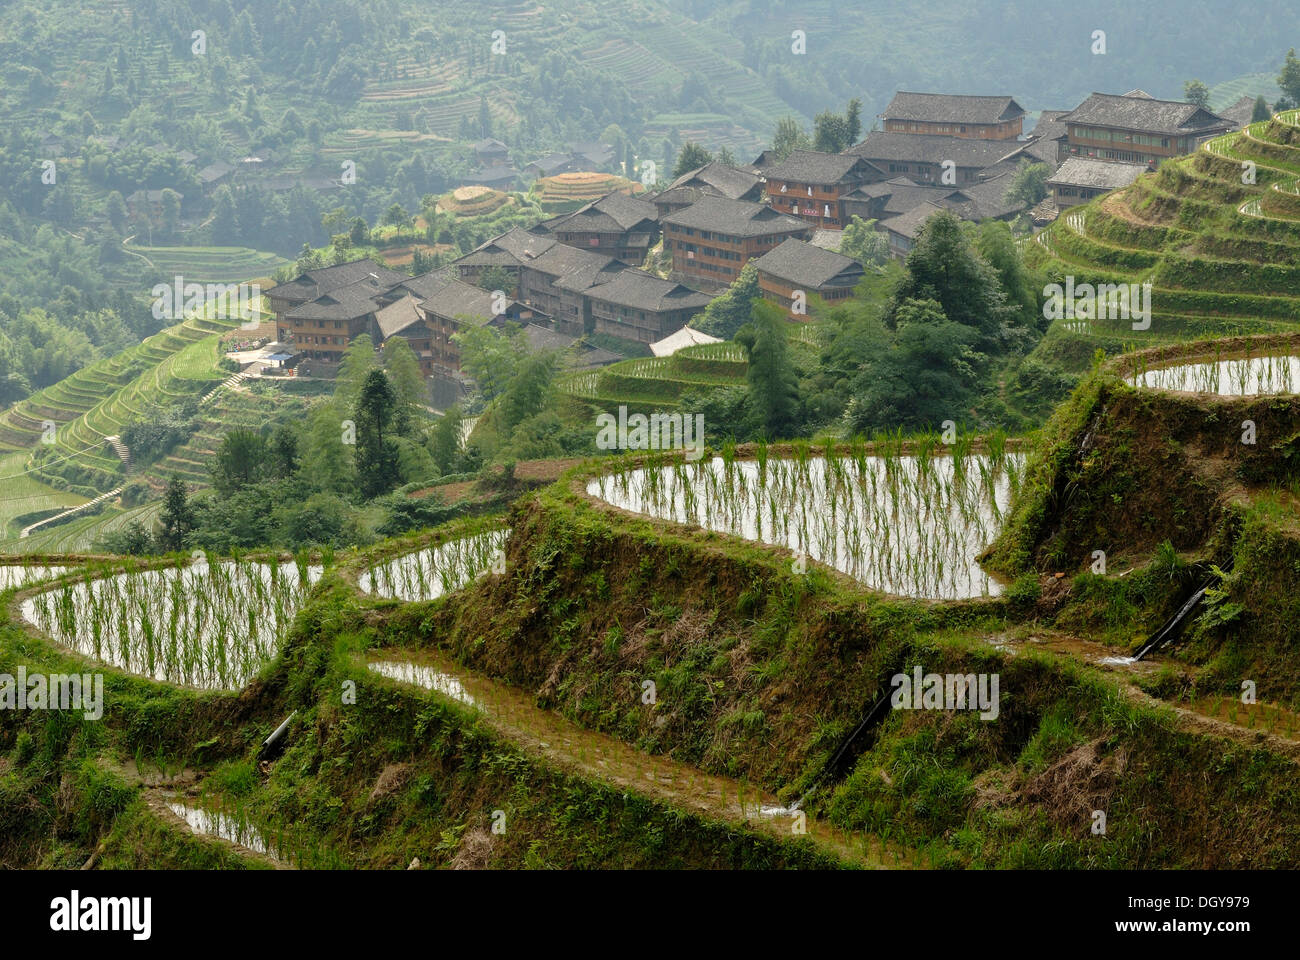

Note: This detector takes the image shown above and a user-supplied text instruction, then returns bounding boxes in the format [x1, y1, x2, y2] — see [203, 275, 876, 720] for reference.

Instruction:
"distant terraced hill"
[1024, 108, 1300, 367]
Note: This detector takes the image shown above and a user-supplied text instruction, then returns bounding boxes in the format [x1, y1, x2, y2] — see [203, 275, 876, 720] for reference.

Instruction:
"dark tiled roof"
[949, 170, 1022, 219]
[284, 272, 396, 321]
[475, 138, 509, 153]
[845, 178, 962, 216]
[456, 227, 557, 268]
[375, 295, 428, 338]
[883, 92, 1026, 125]
[1059, 92, 1234, 136]
[266, 259, 405, 304]
[418, 277, 522, 323]
[846, 131, 1027, 168]
[546, 192, 658, 233]
[667, 161, 763, 200]
[751, 238, 864, 289]
[584, 270, 713, 312]
[880, 201, 948, 240]
[525, 243, 624, 291]
[762, 149, 883, 184]
[661, 196, 809, 237]
[1219, 95, 1260, 129]
[462, 167, 518, 186]
[197, 160, 234, 182]
[1046, 157, 1149, 190]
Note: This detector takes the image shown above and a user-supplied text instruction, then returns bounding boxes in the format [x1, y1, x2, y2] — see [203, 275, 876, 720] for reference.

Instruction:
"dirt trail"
[993, 630, 1300, 760]
[364, 649, 913, 869]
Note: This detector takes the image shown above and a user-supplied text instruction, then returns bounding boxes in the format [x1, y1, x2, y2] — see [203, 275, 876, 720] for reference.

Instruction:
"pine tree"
[156, 477, 193, 552]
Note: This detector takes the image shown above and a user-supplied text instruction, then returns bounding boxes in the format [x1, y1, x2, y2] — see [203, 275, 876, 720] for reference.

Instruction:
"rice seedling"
[588, 446, 1025, 600]
[21, 557, 322, 690]
[359, 529, 509, 602]
[0, 564, 70, 591]
[1131, 351, 1300, 396]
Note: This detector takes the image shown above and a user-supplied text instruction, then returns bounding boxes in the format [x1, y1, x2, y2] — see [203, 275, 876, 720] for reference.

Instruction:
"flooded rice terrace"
[588, 449, 1024, 600]
[166, 800, 279, 859]
[1131, 354, 1300, 395]
[367, 660, 477, 706]
[21, 558, 322, 690]
[359, 529, 509, 601]
[0, 564, 68, 590]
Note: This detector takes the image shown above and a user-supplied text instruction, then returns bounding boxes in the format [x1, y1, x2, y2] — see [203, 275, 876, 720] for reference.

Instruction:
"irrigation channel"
[1129, 352, 1300, 396]
[588, 447, 1024, 600]
[359, 529, 508, 601]
[20, 557, 322, 690]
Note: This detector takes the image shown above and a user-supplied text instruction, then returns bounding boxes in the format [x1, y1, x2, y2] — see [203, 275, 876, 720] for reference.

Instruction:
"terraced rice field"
[22, 558, 323, 689]
[1024, 107, 1300, 356]
[588, 445, 1023, 600]
[121, 244, 290, 284]
[0, 564, 70, 591]
[359, 529, 509, 602]
[1131, 353, 1300, 396]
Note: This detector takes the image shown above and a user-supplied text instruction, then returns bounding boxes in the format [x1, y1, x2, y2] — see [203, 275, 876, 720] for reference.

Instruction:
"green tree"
[430, 404, 464, 473]
[772, 116, 811, 161]
[691, 262, 759, 339]
[348, 216, 370, 247]
[302, 402, 354, 493]
[354, 369, 401, 498]
[1278, 49, 1300, 108]
[1252, 95, 1272, 123]
[212, 428, 269, 495]
[477, 264, 514, 295]
[499, 351, 559, 434]
[452, 324, 524, 400]
[1183, 79, 1210, 109]
[888, 210, 1016, 353]
[975, 220, 1041, 334]
[736, 300, 798, 437]
[156, 477, 193, 551]
[382, 336, 427, 415]
[672, 142, 714, 178]
[839, 216, 889, 268]
[846, 97, 863, 144]
[382, 203, 413, 230]
[1004, 160, 1050, 208]
[847, 298, 980, 435]
[335, 334, 379, 409]
[269, 425, 300, 479]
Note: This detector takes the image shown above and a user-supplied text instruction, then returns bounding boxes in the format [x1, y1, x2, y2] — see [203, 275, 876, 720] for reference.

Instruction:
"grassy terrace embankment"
[1023, 108, 1300, 368]
[991, 332, 1300, 703]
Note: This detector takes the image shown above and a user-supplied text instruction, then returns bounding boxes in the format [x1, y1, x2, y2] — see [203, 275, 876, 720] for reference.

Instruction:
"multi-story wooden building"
[264, 260, 406, 364]
[581, 270, 713, 343]
[516, 242, 625, 335]
[539, 192, 660, 265]
[661, 196, 811, 292]
[881, 92, 1027, 140]
[1056, 91, 1234, 167]
[760, 150, 885, 228]
[1045, 157, 1148, 209]
[650, 161, 765, 219]
[751, 238, 865, 318]
[845, 132, 1027, 186]
[453, 227, 557, 292]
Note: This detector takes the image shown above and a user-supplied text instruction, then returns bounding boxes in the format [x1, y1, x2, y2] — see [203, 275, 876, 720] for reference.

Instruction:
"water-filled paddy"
[359, 529, 508, 601]
[21, 558, 322, 690]
[166, 800, 278, 859]
[0, 564, 68, 590]
[367, 660, 477, 706]
[587, 450, 1023, 600]
[1131, 354, 1300, 395]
